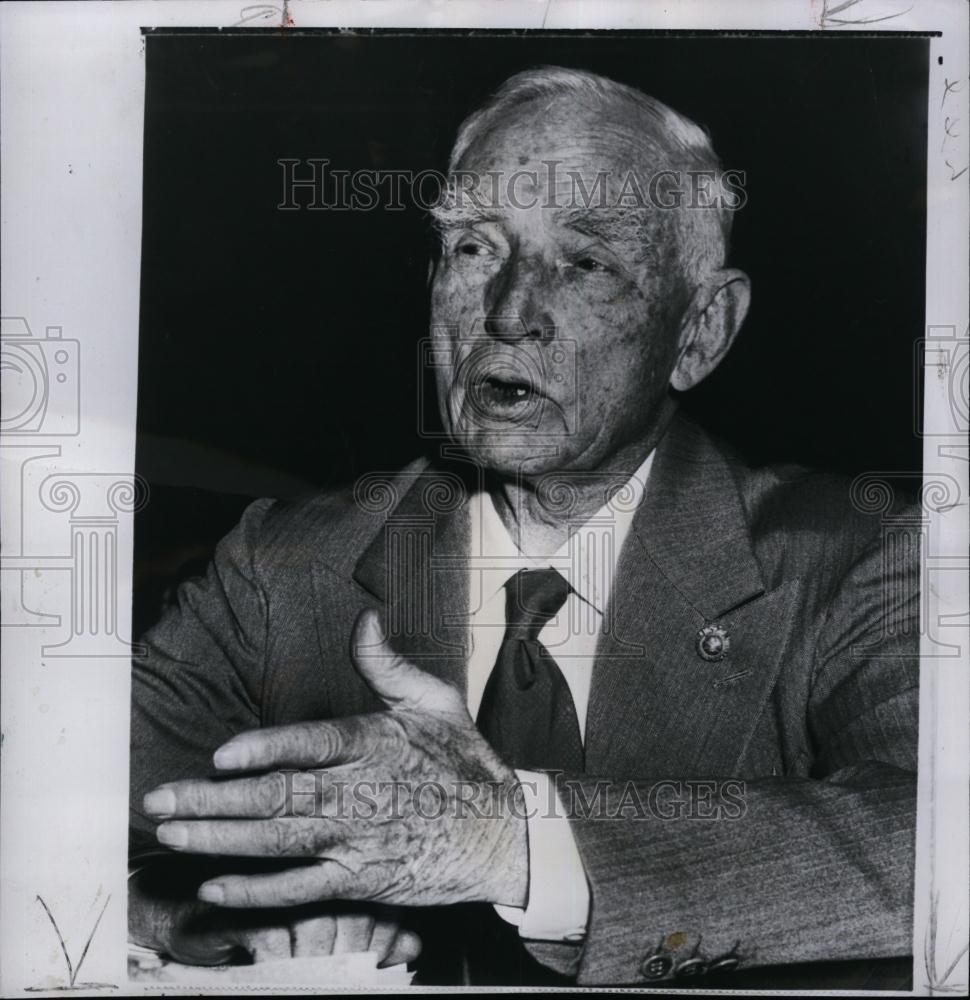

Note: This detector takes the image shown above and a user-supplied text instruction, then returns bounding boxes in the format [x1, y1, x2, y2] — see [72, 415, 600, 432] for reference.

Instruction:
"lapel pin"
[697, 623, 730, 662]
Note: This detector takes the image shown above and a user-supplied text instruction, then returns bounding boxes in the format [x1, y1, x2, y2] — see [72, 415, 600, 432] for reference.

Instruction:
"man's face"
[429, 101, 691, 477]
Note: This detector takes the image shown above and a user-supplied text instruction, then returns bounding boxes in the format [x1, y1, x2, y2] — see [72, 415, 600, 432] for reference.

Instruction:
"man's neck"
[487, 405, 674, 557]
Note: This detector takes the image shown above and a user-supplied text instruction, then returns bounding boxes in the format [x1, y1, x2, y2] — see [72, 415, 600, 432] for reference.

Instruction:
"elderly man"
[129, 67, 918, 987]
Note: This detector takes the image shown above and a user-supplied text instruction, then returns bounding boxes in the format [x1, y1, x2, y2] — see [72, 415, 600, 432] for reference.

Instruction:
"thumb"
[350, 609, 465, 716]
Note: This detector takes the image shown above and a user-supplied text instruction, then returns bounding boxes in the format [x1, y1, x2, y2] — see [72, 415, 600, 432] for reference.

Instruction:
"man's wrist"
[487, 778, 529, 907]
[493, 770, 591, 942]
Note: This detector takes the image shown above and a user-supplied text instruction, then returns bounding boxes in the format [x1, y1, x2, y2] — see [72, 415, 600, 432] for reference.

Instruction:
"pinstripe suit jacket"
[130, 413, 919, 985]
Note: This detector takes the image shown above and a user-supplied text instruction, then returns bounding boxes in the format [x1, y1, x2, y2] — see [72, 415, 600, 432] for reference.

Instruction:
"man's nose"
[482, 256, 555, 343]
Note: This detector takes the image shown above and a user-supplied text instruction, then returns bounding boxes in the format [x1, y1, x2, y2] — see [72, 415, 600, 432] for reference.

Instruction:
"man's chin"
[449, 428, 576, 477]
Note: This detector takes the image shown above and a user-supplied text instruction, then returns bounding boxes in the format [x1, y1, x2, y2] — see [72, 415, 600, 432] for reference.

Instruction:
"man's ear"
[670, 268, 751, 392]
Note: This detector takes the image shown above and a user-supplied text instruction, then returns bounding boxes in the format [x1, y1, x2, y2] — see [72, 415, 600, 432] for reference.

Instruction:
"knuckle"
[254, 774, 287, 816]
[197, 786, 219, 817]
[267, 818, 317, 857]
[229, 878, 259, 907]
[297, 723, 326, 762]
[179, 782, 209, 817]
[380, 715, 410, 755]
[320, 724, 345, 762]
[266, 819, 293, 856]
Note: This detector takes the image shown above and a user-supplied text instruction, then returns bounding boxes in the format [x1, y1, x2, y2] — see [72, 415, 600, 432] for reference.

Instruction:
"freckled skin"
[431, 104, 692, 479]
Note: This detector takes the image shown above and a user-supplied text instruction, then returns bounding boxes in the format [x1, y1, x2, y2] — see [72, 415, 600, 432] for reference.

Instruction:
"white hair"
[447, 66, 736, 285]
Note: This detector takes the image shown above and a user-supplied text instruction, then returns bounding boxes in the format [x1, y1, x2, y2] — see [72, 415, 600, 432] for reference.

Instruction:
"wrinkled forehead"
[452, 98, 681, 203]
[437, 100, 690, 256]
[435, 113, 684, 263]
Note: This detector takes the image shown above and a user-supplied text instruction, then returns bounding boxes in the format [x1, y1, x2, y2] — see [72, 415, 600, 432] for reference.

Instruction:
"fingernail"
[156, 823, 187, 848]
[198, 883, 225, 904]
[213, 745, 247, 770]
[143, 788, 176, 818]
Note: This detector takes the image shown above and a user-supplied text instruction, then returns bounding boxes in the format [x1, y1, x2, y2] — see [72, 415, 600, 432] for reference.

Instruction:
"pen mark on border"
[818, 0, 913, 27]
[945, 161, 968, 182]
[235, 4, 281, 27]
[541, 0, 553, 31]
[27, 894, 115, 992]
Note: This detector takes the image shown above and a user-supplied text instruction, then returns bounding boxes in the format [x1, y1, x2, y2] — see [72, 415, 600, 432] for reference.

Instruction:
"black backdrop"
[135, 29, 929, 636]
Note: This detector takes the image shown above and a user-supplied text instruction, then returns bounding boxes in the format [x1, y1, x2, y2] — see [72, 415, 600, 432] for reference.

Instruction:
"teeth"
[480, 376, 531, 403]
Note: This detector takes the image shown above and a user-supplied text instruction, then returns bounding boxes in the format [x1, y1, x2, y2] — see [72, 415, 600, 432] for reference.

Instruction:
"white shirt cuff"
[493, 769, 590, 942]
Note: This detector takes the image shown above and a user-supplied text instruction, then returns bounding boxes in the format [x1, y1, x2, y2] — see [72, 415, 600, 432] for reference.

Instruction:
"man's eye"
[573, 256, 610, 274]
[454, 240, 491, 257]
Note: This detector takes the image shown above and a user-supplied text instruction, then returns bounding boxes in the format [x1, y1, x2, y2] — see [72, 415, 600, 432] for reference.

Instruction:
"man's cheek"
[430, 272, 466, 319]
[435, 297, 486, 341]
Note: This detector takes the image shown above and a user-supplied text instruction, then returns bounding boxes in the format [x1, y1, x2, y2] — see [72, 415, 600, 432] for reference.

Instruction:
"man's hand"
[130, 867, 421, 967]
[142, 609, 529, 910]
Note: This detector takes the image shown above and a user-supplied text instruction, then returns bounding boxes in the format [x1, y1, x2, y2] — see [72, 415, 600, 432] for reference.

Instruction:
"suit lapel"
[342, 420, 799, 776]
[351, 461, 473, 696]
[586, 416, 799, 776]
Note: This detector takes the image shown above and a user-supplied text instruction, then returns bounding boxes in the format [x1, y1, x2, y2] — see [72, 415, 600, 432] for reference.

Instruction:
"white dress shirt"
[465, 452, 654, 942]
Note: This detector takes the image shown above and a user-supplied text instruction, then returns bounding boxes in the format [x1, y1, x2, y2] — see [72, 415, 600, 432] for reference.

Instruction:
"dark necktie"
[476, 567, 585, 777]
[448, 568, 584, 986]
[415, 569, 585, 987]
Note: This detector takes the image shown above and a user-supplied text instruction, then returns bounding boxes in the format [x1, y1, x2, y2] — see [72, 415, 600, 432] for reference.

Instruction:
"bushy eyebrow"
[553, 207, 659, 266]
[428, 197, 660, 268]
[428, 198, 499, 234]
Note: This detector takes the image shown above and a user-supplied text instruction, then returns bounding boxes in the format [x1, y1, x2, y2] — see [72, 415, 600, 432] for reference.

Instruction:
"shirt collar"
[470, 450, 654, 615]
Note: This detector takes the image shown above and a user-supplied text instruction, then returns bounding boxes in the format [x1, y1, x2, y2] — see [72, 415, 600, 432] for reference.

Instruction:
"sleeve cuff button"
[674, 957, 708, 978]
[640, 954, 673, 980]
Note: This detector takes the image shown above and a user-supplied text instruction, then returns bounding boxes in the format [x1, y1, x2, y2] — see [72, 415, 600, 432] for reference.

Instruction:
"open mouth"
[473, 374, 539, 413]
[452, 344, 547, 426]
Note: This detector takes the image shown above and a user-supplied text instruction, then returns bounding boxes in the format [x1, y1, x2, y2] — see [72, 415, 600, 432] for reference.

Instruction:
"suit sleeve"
[129, 498, 276, 858]
[559, 524, 919, 986]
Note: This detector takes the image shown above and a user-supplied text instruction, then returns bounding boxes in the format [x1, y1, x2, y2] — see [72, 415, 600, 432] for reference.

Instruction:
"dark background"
[136, 29, 929, 637]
